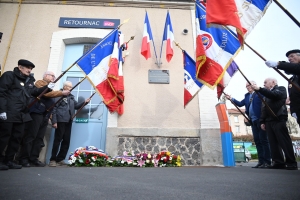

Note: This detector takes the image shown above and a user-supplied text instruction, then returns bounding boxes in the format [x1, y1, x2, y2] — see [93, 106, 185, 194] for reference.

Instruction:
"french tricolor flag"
[162, 11, 174, 62]
[183, 51, 203, 107]
[76, 29, 122, 113]
[141, 12, 153, 60]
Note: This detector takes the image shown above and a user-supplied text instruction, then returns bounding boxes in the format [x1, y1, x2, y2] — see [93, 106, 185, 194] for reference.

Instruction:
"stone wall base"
[39, 127, 223, 166]
[107, 128, 223, 166]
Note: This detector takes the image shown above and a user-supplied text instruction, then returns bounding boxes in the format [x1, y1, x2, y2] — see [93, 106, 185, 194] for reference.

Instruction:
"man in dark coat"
[49, 81, 90, 167]
[18, 71, 70, 167]
[265, 49, 300, 126]
[252, 78, 297, 170]
[0, 59, 52, 170]
[226, 81, 271, 168]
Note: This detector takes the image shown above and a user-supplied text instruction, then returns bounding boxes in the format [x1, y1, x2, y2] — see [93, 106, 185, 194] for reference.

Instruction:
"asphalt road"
[1, 162, 299, 200]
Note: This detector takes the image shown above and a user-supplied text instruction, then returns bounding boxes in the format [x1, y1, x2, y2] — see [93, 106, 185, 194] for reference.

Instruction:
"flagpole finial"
[174, 41, 183, 51]
[127, 36, 135, 43]
[118, 18, 130, 29]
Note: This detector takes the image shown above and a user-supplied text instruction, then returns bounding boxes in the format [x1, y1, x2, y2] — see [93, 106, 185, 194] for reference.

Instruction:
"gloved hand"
[265, 60, 278, 68]
[292, 113, 297, 119]
[0, 112, 7, 120]
[48, 82, 55, 89]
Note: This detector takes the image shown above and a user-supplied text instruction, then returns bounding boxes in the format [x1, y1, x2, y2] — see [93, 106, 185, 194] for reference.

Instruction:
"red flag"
[206, 0, 245, 47]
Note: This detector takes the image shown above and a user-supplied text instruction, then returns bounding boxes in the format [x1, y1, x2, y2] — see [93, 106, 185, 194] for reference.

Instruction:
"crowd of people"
[227, 49, 300, 170]
[1, 48, 300, 171]
[0, 59, 90, 170]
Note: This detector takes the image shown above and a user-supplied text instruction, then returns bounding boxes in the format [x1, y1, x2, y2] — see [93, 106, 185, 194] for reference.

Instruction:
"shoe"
[6, 161, 22, 169]
[258, 163, 271, 169]
[56, 161, 67, 166]
[267, 164, 286, 169]
[49, 160, 56, 167]
[286, 165, 298, 170]
[19, 160, 30, 167]
[252, 163, 263, 168]
[31, 160, 45, 167]
[0, 162, 9, 170]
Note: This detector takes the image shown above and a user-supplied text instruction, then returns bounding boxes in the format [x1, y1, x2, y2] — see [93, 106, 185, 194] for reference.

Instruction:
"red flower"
[163, 158, 167, 163]
[85, 159, 90, 164]
[156, 155, 161, 160]
[166, 155, 170, 161]
[173, 155, 177, 159]
[161, 152, 165, 155]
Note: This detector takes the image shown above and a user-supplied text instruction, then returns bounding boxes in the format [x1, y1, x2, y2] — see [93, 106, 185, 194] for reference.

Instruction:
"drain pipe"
[1, 0, 22, 74]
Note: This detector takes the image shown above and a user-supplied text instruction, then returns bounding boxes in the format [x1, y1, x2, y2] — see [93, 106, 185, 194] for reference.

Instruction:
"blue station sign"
[59, 17, 120, 29]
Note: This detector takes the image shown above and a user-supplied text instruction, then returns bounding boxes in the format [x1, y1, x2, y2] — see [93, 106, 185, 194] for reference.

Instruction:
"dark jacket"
[51, 92, 85, 124]
[258, 85, 288, 123]
[277, 61, 300, 114]
[29, 80, 64, 115]
[0, 67, 49, 122]
[232, 92, 263, 120]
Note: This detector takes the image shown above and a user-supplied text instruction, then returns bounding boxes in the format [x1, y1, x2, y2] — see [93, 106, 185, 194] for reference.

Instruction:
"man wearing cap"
[0, 59, 54, 170]
[265, 49, 300, 126]
[18, 71, 70, 167]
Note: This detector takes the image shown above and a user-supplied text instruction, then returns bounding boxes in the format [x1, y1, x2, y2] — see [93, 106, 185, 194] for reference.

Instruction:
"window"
[234, 116, 238, 123]
[235, 126, 240, 133]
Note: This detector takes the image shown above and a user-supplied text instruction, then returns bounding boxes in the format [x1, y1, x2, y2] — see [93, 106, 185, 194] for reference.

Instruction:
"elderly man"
[265, 49, 300, 126]
[226, 81, 271, 168]
[0, 59, 53, 170]
[251, 78, 297, 170]
[19, 71, 70, 167]
[49, 81, 90, 167]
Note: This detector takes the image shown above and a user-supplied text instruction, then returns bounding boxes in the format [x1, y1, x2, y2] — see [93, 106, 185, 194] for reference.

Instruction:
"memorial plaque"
[148, 70, 170, 84]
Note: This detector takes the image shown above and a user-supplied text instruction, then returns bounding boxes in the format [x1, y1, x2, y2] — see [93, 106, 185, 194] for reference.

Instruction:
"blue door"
[46, 43, 108, 163]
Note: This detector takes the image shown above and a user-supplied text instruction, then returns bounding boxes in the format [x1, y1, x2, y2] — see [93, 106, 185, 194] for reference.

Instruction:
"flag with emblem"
[76, 29, 122, 113]
[206, 0, 271, 41]
[183, 50, 203, 107]
[195, 2, 241, 89]
[206, 0, 245, 47]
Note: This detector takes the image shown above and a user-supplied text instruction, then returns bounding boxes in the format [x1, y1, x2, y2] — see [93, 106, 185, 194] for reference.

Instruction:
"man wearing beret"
[0, 59, 54, 170]
[265, 49, 300, 126]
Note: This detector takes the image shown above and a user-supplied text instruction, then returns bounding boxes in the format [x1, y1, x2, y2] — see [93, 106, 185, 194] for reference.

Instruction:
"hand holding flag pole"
[245, 42, 300, 92]
[237, 67, 278, 119]
[27, 63, 75, 109]
[46, 77, 87, 112]
[71, 92, 97, 120]
[222, 90, 251, 122]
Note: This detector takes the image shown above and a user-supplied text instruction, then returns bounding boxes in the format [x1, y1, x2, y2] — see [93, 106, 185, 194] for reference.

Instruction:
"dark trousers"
[0, 122, 25, 162]
[20, 113, 48, 163]
[50, 121, 72, 162]
[265, 120, 297, 166]
[251, 120, 271, 164]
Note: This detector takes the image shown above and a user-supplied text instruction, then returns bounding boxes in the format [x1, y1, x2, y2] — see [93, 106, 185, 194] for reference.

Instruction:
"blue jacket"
[232, 92, 262, 120]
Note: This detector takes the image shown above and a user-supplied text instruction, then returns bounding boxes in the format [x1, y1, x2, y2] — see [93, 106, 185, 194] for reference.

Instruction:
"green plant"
[251, 154, 258, 159]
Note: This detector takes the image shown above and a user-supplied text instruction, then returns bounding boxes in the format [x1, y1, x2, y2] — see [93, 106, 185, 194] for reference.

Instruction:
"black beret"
[286, 49, 300, 57]
[18, 59, 35, 68]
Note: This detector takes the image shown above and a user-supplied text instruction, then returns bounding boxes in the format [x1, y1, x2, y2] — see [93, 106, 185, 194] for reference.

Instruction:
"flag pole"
[273, 0, 300, 28]
[245, 42, 300, 92]
[46, 77, 87, 112]
[152, 40, 160, 68]
[71, 92, 97, 120]
[28, 28, 122, 109]
[174, 41, 183, 51]
[237, 67, 278, 119]
[222, 91, 251, 122]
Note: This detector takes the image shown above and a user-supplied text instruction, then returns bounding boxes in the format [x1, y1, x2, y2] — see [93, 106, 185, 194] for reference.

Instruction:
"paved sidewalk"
[0, 162, 299, 200]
